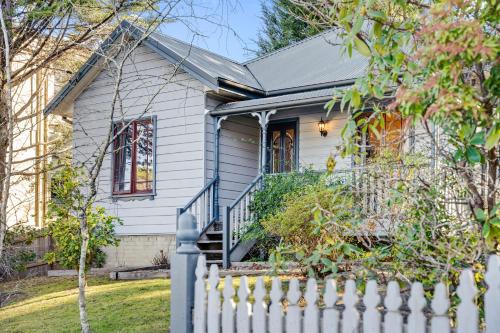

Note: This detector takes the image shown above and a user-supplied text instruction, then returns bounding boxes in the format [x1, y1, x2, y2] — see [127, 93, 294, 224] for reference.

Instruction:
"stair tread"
[201, 250, 223, 253]
[205, 230, 223, 234]
[206, 260, 223, 264]
[197, 240, 222, 244]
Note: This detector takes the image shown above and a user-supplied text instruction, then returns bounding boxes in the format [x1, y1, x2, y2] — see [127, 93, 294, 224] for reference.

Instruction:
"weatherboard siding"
[72, 45, 207, 235]
[204, 98, 260, 208]
[269, 105, 351, 170]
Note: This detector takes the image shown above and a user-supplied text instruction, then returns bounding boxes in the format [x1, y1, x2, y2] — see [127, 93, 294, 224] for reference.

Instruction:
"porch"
[178, 89, 423, 268]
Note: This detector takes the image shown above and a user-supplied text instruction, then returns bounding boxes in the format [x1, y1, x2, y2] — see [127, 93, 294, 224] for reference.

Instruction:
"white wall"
[269, 104, 351, 171]
[72, 45, 207, 235]
[204, 98, 260, 208]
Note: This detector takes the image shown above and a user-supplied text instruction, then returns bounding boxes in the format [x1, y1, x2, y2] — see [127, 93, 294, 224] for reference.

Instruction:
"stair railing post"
[222, 206, 231, 269]
[170, 212, 200, 333]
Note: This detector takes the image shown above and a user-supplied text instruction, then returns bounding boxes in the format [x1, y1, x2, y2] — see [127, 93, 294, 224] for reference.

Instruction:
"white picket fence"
[193, 255, 500, 333]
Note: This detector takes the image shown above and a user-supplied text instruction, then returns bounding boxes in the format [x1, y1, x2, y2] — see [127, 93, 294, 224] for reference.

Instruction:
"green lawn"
[0, 276, 170, 333]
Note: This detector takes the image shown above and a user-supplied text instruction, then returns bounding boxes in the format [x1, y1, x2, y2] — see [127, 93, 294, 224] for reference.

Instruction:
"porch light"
[318, 118, 328, 137]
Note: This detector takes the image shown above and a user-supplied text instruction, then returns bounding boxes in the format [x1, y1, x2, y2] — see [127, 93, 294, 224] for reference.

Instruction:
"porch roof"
[210, 86, 350, 116]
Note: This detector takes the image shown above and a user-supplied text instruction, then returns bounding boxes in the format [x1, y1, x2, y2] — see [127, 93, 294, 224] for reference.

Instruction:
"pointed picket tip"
[385, 281, 402, 310]
[195, 255, 207, 279]
[270, 277, 283, 302]
[254, 276, 267, 301]
[485, 254, 500, 286]
[344, 279, 359, 306]
[287, 278, 301, 304]
[364, 280, 380, 308]
[223, 275, 234, 299]
[305, 278, 318, 304]
[431, 282, 450, 315]
[238, 276, 250, 300]
[208, 264, 219, 288]
[457, 269, 477, 300]
[324, 278, 338, 307]
[408, 282, 426, 311]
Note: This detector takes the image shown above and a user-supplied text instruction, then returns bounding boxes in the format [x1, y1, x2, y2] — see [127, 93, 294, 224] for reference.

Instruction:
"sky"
[157, 1, 264, 63]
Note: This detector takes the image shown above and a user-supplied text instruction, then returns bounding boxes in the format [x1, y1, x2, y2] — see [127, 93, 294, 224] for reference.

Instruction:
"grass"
[0, 273, 297, 332]
[0, 276, 170, 333]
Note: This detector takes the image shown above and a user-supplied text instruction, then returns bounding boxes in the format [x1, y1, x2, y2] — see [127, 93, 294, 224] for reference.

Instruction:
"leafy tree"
[45, 166, 121, 270]
[256, 0, 322, 55]
[292, 0, 499, 247]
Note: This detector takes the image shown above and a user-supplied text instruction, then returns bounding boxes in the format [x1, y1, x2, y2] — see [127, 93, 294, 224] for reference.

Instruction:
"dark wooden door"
[266, 120, 297, 173]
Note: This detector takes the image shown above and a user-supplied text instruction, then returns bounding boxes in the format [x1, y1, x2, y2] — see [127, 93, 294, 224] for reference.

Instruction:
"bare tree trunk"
[78, 211, 91, 333]
[0, 3, 13, 261]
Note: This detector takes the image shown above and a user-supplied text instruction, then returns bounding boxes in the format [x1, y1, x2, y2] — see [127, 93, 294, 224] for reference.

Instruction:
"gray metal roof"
[148, 31, 263, 90]
[244, 30, 368, 93]
[45, 21, 368, 115]
[211, 87, 346, 116]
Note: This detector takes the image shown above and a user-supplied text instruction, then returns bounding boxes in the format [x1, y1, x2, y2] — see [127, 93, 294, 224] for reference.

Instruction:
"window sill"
[111, 192, 156, 201]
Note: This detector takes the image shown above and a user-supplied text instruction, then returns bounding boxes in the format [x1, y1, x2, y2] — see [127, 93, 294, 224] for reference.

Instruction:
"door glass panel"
[284, 128, 295, 172]
[267, 122, 296, 173]
[272, 130, 281, 173]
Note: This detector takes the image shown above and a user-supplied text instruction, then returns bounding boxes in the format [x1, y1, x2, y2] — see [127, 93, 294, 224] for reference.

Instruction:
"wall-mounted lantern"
[318, 118, 328, 137]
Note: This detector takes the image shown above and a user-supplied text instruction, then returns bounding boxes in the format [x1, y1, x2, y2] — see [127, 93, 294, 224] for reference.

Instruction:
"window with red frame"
[112, 118, 154, 195]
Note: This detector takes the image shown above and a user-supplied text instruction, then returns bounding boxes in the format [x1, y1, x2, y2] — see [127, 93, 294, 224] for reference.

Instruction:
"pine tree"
[255, 0, 322, 56]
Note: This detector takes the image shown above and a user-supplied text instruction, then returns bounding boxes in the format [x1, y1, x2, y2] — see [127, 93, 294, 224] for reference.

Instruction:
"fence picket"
[323, 279, 339, 333]
[485, 255, 500, 333]
[253, 277, 267, 333]
[304, 278, 319, 333]
[222, 276, 235, 333]
[407, 282, 426, 333]
[431, 282, 450, 333]
[207, 265, 220, 333]
[342, 279, 359, 333]
[457, 269, 478, 333]
[236, 276, 251, 333]
[286, 278, 302, 333]
[193, 256, 207, 333]
[188, 253, 497, 333]
[269, 278, 284, 333]
[363, 280, 380, 333]
[384, 281, 402, 333]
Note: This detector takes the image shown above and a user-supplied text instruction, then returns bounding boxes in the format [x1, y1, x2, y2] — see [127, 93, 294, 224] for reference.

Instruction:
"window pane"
[113, 124, 133, 193]
[272, 130, 280, 173]
[135, 120, 154, 192]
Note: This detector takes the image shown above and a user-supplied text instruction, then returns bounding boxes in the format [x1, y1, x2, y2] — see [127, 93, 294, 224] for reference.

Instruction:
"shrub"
[44, 165, 122, 270]
[263, 177, 366, 277]
[243, 170, 321, 258]
[0, 224, 37, 280]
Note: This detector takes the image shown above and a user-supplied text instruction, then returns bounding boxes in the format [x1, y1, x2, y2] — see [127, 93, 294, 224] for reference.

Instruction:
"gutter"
[210, 94, 334, 116]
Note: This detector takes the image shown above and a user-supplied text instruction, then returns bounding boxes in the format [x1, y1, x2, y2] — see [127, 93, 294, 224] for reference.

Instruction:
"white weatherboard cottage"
[44, 22, 418, 268]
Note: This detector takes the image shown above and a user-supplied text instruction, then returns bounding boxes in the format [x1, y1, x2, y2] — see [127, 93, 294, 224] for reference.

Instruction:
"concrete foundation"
[102, 234, 176, 269]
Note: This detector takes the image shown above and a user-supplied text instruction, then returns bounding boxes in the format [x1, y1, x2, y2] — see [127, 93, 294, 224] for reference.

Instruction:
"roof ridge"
[149, 29, 244, 66]
[243, 29, 337, 65]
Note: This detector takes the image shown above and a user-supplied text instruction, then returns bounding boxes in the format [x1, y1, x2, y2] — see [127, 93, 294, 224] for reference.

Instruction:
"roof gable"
[45, 21, 368, 115]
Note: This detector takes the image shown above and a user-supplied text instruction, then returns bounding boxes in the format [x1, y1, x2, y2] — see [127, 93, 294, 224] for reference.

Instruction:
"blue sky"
[157, 1, 263, 62]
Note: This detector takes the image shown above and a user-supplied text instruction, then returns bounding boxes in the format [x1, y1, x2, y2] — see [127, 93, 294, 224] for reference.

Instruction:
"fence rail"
[193, 254, 500, 333]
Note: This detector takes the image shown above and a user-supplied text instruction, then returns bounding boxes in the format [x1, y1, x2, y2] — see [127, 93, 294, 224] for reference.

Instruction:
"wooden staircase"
[196, 222, 223, 266]
[178, 174, 263, 268]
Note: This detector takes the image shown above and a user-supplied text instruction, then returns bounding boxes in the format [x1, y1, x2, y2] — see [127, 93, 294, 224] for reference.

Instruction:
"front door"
[266, 120, 297, 173]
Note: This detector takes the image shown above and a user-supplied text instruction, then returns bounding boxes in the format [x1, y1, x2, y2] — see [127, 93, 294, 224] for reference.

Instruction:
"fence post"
[222, 206, 231, 269]
[170, 212, 200, 333]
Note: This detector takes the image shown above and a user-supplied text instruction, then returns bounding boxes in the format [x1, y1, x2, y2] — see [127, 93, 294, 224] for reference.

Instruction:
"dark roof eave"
[210, 94, 333, 116]
[265, 78, 357, 96]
